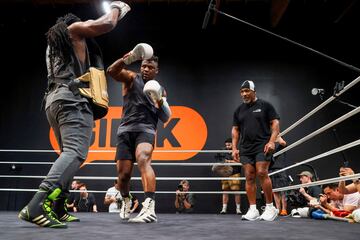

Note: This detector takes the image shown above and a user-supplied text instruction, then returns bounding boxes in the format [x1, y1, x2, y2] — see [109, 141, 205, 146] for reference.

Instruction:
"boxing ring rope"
[1, 138, 358, 182]
[0, 189, 246, 194]
[279, 76, 360, 137]
[274, 106, 360, 157]
[0, 175, 246, 181]
[269, 139, 360, 177]
[0, 149, 231, 153]
[272, 173, 360, 193]
[0, 77, 359, 198]
[0, 161, 240, 166]
[1, 173, 358, 195]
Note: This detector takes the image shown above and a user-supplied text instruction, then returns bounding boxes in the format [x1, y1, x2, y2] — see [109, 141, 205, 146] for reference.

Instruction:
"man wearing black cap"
[232, 80, 280, 221]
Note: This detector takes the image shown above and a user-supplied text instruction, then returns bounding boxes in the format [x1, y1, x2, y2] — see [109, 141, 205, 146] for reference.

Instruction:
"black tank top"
[117, 74, 159, 135]
[45, 38, 103, 109]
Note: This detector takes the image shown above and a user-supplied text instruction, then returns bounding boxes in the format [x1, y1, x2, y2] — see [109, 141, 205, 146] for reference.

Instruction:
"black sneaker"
[53, 198, 80, 222]
[18, 190, 67, 228]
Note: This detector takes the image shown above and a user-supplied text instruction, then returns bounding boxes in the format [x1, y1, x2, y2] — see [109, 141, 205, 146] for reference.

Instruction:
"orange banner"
[49, 106, 207, 164]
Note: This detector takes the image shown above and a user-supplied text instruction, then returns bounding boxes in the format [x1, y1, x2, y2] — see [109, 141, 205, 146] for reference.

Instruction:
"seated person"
[74, 183, 98, 212]
[67, 180, 81, 211]
[317, 183, 360, 214]
[104, 180, 121, 213]
[175, 180, 195, 213]
[338, 167, 360, 194]
[290, 171, 322, 218]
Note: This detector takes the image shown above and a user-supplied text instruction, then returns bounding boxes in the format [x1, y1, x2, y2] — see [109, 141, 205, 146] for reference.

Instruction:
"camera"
[287, 190, 307, 208]
[177, 184, 183, 191]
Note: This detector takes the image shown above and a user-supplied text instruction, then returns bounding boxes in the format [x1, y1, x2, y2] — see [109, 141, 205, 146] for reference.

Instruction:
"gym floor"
[1, 212, 359, 240]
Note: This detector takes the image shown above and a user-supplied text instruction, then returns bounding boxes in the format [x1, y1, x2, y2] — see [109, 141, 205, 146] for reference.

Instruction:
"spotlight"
[102, 1, 111, 14]
[311, 88, 325, 96]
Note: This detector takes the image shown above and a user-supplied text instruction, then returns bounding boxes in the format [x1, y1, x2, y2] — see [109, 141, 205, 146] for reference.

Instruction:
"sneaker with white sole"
[259, 206, 279, 221]
[119, 197, 132, 220]
[241, 208, 260, 221]
[236, 208, 242, 215]
[128, 198, 157, 223]
[219, 209, 227, 214]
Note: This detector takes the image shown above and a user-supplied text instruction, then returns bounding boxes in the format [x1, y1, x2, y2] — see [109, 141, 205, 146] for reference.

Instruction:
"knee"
[256, 169, 269, 178]
[61, 150, 86, 163]
[136, 153, 151, 169]
[119, 172, 131, 182]
[246, 174, 256, 184]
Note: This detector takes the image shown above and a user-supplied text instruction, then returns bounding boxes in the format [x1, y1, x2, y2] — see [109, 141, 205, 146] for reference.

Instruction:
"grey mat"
[0, 212, 359, 240]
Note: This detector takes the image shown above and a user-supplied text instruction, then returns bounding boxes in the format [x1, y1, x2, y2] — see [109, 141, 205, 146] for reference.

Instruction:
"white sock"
[249, 204, 257, 210]
[222, 204, 227, 211]
[266, 203, 274, 208]
[236, 204, 241, 210]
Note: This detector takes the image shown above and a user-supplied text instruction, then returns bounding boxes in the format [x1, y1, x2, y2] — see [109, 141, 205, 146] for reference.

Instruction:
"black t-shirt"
[75, 193, 96, 212]
[307, 185, 322, 198]
[233, 99, 280, 155]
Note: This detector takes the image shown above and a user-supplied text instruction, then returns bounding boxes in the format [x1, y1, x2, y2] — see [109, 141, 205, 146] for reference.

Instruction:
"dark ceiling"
[1, 0, 359, 68]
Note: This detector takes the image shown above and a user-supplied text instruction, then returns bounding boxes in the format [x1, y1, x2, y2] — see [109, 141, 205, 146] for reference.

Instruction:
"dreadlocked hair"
[46, 13, 80, 77]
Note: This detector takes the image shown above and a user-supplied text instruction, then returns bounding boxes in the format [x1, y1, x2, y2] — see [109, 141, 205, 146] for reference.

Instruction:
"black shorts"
[240, 152, 272, 165]
[269, 170, 290, 189]
[115, 132, 155, 162]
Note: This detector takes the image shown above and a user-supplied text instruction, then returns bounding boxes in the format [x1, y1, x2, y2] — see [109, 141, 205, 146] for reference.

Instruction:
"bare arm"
[68, 8, 120, 40]
[264, 119, 280, 155]
[175, 192, 181, 209]
[107, 55, 137, 84]
[182, 198, 192, 209]
[338, 167, 359, 194]
[130, 200, 139, 213]
[104, 195, 116, 205]
[93, 204, 98, 212]
[231, 126, 240, 161]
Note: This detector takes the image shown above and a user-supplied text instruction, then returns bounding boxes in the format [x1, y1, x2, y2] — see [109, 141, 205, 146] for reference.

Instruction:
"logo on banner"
[49, 106, 207, 164]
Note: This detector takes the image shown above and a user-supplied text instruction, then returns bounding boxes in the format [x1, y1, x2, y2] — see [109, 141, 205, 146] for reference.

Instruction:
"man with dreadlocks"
[18, 1, 131, 228]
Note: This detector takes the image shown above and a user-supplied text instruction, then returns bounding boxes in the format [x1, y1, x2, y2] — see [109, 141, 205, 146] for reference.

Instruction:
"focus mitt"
[212, 164, 233, 177]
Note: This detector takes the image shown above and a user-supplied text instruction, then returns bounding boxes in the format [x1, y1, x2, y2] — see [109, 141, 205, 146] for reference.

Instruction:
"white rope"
[0, 188, 247, 194]
[0, 149, 231, 153]
[3, 173, 359, 194]
[269, 139, 360, 176]
[274, 106, 360, 157]
[0, 175, 245, 180]
[0, 161, 242, 166]
[280, 76, 360, 136]
[273, 173, 360, 193]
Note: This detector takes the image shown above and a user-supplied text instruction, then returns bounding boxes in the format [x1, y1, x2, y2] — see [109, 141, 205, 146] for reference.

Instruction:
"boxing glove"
[143, 80, 162, 103]
[123, 43, 153, 65]
[110, 1, 131, 21]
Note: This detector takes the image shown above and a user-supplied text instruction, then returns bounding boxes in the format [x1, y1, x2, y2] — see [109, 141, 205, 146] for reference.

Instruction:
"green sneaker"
[53, 198, 80, 222]
[18, 189, 67, 228]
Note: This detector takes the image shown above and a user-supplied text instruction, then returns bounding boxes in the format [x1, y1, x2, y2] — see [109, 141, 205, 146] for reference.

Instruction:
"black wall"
[1, 2, 359, 213]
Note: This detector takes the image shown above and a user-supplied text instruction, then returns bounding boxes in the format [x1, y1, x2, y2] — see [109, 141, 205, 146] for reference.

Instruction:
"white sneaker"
[241, 208, 260, 221]
[128, 198, 157, 223]
[219, 209, 227, 214]
[236, 208, 242, 215]
[259, 206, 279, 221]
[119, 197, 132, 220]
